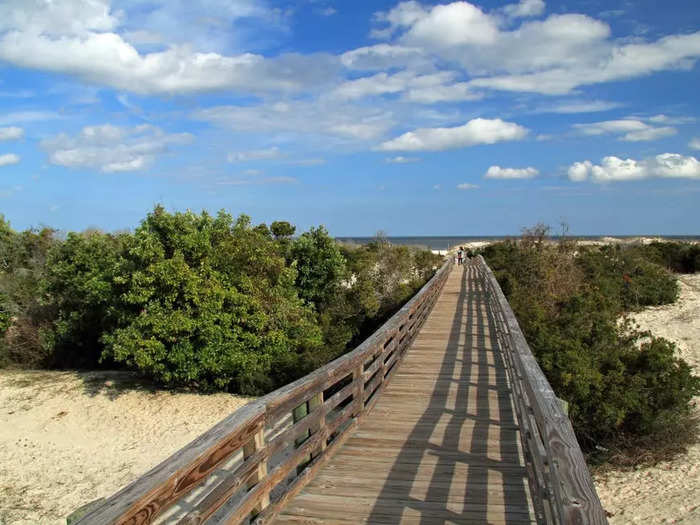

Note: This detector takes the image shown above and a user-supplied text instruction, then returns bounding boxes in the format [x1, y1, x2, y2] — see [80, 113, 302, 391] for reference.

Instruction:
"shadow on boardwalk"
[365, 263, 531, 524]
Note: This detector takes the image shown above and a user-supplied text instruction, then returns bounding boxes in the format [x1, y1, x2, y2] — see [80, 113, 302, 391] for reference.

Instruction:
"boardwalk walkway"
[274, 262, 535, 524]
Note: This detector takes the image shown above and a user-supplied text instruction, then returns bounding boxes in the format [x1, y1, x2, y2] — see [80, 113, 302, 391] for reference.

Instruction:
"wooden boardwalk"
[274, 262, 535, 524]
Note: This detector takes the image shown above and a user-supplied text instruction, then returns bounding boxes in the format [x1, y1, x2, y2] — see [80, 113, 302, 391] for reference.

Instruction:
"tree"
[270, 221, 296, 239]
[290, 226, 347, 308]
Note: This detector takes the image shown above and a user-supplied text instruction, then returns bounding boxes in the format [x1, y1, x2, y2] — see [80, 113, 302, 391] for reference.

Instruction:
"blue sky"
[0, 0, 699, 236]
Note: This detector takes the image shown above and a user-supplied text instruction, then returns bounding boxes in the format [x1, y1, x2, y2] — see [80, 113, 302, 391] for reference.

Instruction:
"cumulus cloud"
[568, 153, 700, 182]
[468, 30, 700, 95]
[690, 138, 700, 150]
[365, 2, 700, 96]
[41, 124, 193, 172]
[457, 182, 479, 190]
[377, 118, 528, 151]
[573, 119, 677, 141]
[227, 147, 282, 162]
[0, 153, 20, 166]
[401, 2, 500, 47]
[0, 0, 339, 95]
[485, 166, 538, 179]
[0, 127, 23, 141]
[385, 156, 420, 163]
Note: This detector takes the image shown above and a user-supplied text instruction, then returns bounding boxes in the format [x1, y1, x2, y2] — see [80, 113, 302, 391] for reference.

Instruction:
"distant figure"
[457, 246, 464, 265]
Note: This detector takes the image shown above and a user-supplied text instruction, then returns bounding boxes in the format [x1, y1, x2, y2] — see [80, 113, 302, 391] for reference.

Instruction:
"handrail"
[475, 255, 608, 525]
[76, 257, 453, 525]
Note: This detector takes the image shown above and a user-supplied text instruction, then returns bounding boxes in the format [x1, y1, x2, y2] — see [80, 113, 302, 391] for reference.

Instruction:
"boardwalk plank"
[272, 263, 535, 525]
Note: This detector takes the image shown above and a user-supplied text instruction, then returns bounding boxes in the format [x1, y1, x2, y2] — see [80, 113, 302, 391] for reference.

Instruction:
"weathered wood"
[176, 447, 267, 525]
[77, 257, 451, 525]
[274, 262, 535, 525]
[477, 255, 607, 525]
[77, 401, 266, 525]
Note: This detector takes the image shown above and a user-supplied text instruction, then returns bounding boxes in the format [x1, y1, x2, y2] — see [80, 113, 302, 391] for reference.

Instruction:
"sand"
[594, 273, 700, 524]
[0, 371, 251, 525]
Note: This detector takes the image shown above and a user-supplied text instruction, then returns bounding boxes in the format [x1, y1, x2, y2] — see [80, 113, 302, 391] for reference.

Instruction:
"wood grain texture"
[77, 256, 605, 525]
[76, 258, 450, 525]
[477, 255, 608, 525]
[273, 262, 537, 525]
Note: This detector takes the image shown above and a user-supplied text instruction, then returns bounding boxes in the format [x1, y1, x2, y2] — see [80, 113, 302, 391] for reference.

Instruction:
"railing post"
[309, 392, 325, 456]
[353, 365, 363, 417]
[244, 428, 270, 517]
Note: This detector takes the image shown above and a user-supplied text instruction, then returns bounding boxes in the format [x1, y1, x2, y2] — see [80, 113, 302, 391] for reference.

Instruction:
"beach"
[593, 273, 700, 523]
[0, 371, 251, 524]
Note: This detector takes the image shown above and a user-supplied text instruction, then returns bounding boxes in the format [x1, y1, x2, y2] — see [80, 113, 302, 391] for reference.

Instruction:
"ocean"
[336, 236, 700, 251]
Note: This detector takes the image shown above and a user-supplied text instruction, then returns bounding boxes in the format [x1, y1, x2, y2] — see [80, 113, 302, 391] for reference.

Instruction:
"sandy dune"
[594, 273, 700, 524]
[0, 371, 251, 524]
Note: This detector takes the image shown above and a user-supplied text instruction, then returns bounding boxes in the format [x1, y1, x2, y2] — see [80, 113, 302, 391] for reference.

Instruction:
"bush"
[42, 230, 130, 368]
[1, 207, 442, 397]
[0, 216, 58, 367]
[481, 233, 699, 464]
[99, 208, 323, 395]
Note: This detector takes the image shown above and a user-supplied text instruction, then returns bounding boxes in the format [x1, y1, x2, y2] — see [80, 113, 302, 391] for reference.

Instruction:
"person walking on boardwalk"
[457, 246, 463, 265]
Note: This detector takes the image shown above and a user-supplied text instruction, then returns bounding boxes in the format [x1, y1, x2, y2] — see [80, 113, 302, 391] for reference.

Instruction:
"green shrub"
[100, 207, 323, 395]
[0, 216, 58, 367]
[481, 234, 699, 464]
[42, 230, 130, 368]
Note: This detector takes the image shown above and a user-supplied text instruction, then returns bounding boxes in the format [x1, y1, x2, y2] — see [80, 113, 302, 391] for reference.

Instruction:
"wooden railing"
[76, 258, 452, 525]
[476, 255, 608, 525]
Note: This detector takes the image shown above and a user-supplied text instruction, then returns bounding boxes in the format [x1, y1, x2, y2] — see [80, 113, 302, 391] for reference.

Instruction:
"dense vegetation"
[0, 208, 442, 394]
[481, 226, 700, 466]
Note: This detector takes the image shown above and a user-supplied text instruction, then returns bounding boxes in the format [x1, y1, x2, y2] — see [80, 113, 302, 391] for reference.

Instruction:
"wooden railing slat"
[77, 258, 451, 525]
[477, 255, 607, 525]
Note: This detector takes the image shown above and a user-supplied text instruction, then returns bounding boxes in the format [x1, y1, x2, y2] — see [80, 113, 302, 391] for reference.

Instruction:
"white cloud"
[0, 127, 23, 141]
[468, 30, 700, 95]
[623, 126, 676, 142]
[573, 119, 677, 141]
[385, 156, 420, 163]
[227, 147, 282, 162]
[0, 0, 339, 95]
[690, 138, 700, 150]
[567, 160, 592, 182]
[0, 0, 119, 36]
[0, 153, 20, 167]
[648, 114, 695, 125]
[377, 118, 528, 152]
[195, 100, 394, 142]
[340, 44, 427, 71]
[568, 153, 700, 182]
[502, 0, 546, 19]
[457, 182, 479, 190]
[41, 124, 193, 172]
[485, 166, 538, 179]
[242, 168, 263, 176]
[364, 2, 700, 96]
[535, 100, 622, 114]
[401, 2, 499, 47]
[0, 111, 60, 126]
